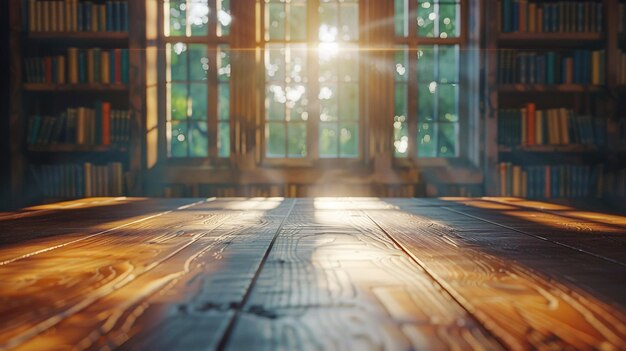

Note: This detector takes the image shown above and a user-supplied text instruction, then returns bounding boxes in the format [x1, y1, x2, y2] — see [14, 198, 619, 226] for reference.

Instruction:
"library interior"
[1, 0, 626, 349]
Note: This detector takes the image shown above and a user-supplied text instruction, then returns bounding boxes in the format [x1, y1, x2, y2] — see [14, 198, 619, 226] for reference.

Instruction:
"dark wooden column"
[0, 0, 10, 209]
[230, 0, 259, 170]
[8, 0, 25, 207]
[365, 0, 395, 179]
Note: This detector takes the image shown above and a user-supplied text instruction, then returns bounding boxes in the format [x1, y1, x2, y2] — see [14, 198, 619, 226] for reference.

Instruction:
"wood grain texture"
[366, 198, 626, 350]
[0, 197, 625, 350]
[439, 197, 626, 266]
[225, 198, 501, 350]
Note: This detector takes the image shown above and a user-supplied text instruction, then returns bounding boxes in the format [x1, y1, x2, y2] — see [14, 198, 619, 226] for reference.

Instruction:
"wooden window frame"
[258, 0, 366, 167]
[394, 0, 470, 168]
[159, 0, 232, 167]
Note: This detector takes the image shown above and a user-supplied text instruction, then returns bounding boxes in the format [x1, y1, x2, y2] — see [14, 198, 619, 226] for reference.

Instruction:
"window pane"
[438, 83, 458, 122]
[169, 43, 187, 81]
[439, 45, 459, 83]
[319, 3, 339, 41]
[439, 2, 460, 38]
[169, 83, 188, 120]
[289, 45, 307, 83]
[394, 119, 409, 157]
[286, 85, 308, 121]
[394, 46, 409, 158]
[189, 83, 208, 120]
[218, 83, 229, 121]
[266, 3, 286, 40]
[267, 123, 286, 157]
[218, 122, 230, 157]
[287, 123, 307, 158]
[189, 121, 208, 157]
[395, 0, 408, 37]
[319, 84, 338, 122]
[319, 123, 339, 158]
[289, 3, 307, 41]
[339, 3, 359, 41]
[267, 85, 286, 121]
[418, 83, 435, 121]
[189, 0, 209, 36]
[339, 122, 358, 158]
[395, 47, 408, 82]
[339, 83, 358, 121]
[266, 44, 285, 82]
[169, 121, 188, 157]
[438, 123, 458, 157]
[416, 1, 435, 37]
[418, 122, 436, 157]
[218, 46, 231, 82]
[217, 0, 232, 37]
[189, 44, 208, 81]
[339, 47, 359, 82]
[416, 0, 461, 38]
[167, 1, 186, 37]
[417, 47, 435, 82]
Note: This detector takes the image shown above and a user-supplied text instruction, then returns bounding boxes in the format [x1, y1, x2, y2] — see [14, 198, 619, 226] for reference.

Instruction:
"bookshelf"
[485, 0, 625, 199]
[8, 0, 144, 206]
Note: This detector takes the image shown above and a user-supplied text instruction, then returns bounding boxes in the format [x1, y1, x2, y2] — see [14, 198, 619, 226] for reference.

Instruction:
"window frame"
[393, 0, 470, 167]
[257, 0, 366, 166]
[160, 0, 232, 166]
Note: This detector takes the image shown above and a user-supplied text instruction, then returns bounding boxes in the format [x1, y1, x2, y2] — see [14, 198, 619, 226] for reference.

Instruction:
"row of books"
[499, 163, 604, 198]
[498, 50, 606, 85]
[501, 0, 603, 33]
[498, 105, 606, 147]
[27, 103, 131, 146]
[24, 48, 129, 85]
[30, 162, 125, 198]
[25, 0, 129, 33]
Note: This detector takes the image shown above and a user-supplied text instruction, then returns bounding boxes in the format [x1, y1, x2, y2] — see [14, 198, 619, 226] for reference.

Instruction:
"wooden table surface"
[0, 197, 625, 350]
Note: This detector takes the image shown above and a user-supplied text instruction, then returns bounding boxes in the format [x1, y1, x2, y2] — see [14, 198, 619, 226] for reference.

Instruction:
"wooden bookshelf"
[22, 83, 129, 92]
[498, 32, 604, 45]
[497, 84, 604, 93]
[27, 144, 128, 153]
[7, 0, 143, 207]
[498, 145, 599, 153]
[27, 32, 129, 41]
[485, 0, 623, 199]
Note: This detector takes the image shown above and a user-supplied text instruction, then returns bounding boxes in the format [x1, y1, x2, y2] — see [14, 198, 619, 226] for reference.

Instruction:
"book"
[500, 0, 603, 33]
[498, 105, 607, 147]
[23, 0, 129, 33]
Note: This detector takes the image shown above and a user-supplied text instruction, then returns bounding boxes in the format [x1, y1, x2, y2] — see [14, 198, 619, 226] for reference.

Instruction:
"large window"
[394, 0, 462, 158]
[164, 0, 231, 158]
[263, 0, 360, 159]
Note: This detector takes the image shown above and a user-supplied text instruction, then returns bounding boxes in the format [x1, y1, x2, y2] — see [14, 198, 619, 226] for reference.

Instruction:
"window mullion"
[308, 0, 320, 160]
[409, 47, 419, 160]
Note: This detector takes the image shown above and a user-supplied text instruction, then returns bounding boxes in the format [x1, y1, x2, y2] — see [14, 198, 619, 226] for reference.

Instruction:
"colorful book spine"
[498, 105, 607, 147]
[29, 162, 124, 198]
[24, 0, 128, 33]
[498, 49, 605, 85]
[26, 103, 130, 146]
[24, 47, 129, 85]
[500, 0, 604, 33]
[498, 163, 612, 198]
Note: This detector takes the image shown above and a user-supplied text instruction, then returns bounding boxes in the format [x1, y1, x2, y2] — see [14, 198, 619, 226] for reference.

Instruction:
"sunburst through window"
[263, 0, 360, 159]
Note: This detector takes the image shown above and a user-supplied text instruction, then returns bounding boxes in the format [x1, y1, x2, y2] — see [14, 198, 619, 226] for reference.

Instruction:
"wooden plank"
[0, 197, 204, 264]
[0, 198, 294, 350]
[366, 199, 626, 350]
[439, 197, 626, 266]
[225, 198, 502, 350]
